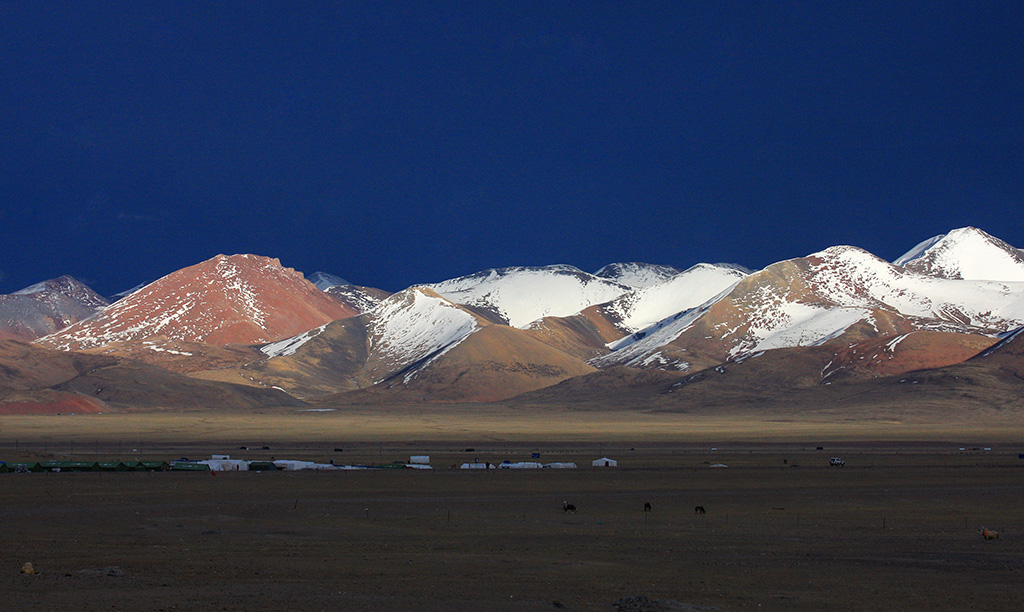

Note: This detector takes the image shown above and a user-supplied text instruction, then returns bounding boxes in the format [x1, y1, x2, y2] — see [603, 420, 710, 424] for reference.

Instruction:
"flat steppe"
[2, 409, 1023, 611]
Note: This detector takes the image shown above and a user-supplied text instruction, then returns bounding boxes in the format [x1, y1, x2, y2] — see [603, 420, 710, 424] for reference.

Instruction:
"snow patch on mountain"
[590, 304, 709, 370]
[261, 323, 329, 358]
[594, 262, 683, 288]
[367, 288, 481, 381]
[893, 234, 944, 267]
[112, 282, 150, 300]
[429, 265, 631, 329]
[730, 303, 870, 357]
[325, 284, 390, 315]
[810, 246, 1024, 330]
[981, 325, 1024, 357]
[307, 271, 350, 291]
[604, 264, 747, 332]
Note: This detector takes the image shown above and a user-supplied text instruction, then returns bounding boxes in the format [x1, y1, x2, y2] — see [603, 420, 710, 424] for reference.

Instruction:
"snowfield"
[603, 263, 747, 333]
[429, 265, 631, 329]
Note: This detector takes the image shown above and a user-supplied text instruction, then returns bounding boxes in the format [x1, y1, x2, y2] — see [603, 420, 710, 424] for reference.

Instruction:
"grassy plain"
[2, 409, 1024, 611]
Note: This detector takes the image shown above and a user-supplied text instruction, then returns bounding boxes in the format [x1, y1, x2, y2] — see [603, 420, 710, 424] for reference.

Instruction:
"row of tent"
[461, 458, 618, 469]
[3, 456, 618, 473]
[0, 460, 171, 473]
[461, 461, 580, 469]
[0, 458, 413, 473]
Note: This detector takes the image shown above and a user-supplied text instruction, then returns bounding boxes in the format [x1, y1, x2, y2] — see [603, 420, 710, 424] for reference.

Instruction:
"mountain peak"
[895, 227, 1024, 282]
[39, 254, 358, 350]
[1, 276, 110, 342]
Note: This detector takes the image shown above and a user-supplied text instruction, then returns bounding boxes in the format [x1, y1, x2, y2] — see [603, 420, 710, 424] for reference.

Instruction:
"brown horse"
[694, 505, 706, 514]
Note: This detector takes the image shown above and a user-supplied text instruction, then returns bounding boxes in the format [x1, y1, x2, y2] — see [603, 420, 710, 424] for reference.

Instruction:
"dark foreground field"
[2, 445, 1023, 612]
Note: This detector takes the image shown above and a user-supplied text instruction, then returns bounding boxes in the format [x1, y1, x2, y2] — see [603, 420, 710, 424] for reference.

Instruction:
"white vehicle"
[830, 457, 846, 467]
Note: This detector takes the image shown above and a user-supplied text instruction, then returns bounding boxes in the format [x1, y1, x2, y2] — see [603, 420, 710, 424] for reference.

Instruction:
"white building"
[592, 457, 618, 467]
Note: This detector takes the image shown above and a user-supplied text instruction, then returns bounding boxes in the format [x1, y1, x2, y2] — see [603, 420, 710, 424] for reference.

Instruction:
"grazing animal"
[644, 502, 652, 512]
[982, 528, 1000, 540]
[694, 505, 706, 514]
[562, 500, 577, 514]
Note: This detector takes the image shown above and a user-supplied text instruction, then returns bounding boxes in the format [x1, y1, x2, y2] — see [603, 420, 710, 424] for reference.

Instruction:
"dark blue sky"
[2, 2, 1022, 295]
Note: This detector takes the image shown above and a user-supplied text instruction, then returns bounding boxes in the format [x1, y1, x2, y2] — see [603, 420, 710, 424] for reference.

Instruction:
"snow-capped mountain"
[0, 276, 109, 342]
[258, 287, 484, 381]
[428, 265, 632, 328]
[39, 254, 358, 350]
[243, 286, 593, 401]
[594, 244, 1024, 371]
[894, 227, 1024, 282]
[594, 262, 685, 288]
[307, 271, 351, 291]
[362, 287, 484, 382]
[599, 263, 748, 333]
[3, 225, 1022, 411]
[324, 284, 391, 315]
[518, 263, 749, 364]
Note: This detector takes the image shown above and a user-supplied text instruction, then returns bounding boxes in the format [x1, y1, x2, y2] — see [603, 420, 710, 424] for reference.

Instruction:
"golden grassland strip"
[2, 407, 1023, 445]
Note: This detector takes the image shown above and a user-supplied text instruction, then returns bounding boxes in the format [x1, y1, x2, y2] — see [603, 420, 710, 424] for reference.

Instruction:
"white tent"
[498, 461, 543, 469]
[201, 458, 248, 471]
[543, 462, 577, 469]
[273, 460, 317, 471]
[592, 457, 618, 467]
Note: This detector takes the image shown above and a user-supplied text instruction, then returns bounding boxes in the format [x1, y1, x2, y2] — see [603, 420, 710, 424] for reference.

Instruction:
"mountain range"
[2, 226, 1023, 417]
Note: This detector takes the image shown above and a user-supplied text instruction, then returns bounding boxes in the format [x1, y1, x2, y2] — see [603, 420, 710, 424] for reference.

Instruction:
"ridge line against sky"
[2, 2, 1021, 295]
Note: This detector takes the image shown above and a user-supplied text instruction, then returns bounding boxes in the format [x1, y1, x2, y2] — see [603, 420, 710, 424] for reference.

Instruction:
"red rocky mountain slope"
[40, 254, 357, 350]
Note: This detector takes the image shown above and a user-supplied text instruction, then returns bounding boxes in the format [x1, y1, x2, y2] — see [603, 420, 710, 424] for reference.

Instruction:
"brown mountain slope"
[318, 324, 598, 404]
[80, 337, 265, 375]
[513, 330, 1007, 413]
[821, 330, 997, 382]
[196, 316, 375, 398]
[194, 287, 494, 399]
[521, 308, 619, 361]
[0, 340, 302, 414]
[40, 254, 357, 351]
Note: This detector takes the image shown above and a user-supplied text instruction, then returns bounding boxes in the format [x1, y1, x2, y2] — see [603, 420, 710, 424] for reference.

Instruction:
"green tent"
[247, 461, 279, 471]
[99, 461, 133, 471]
[9, 462, 44, 472]
[39, 461, 101, 472]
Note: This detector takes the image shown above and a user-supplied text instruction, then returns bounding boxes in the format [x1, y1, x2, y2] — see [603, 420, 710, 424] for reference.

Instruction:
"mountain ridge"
[0, 226, 1019, 414]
